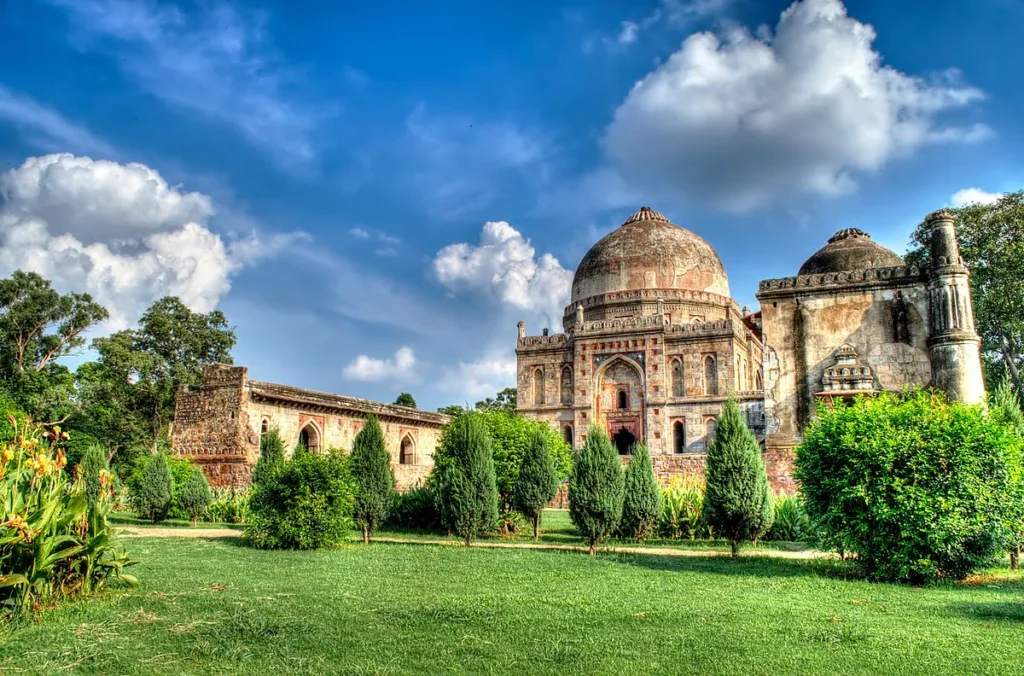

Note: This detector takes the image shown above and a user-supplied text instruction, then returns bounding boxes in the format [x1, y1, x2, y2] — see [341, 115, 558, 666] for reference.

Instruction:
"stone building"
[516, 207, 984, 491]
[172, 364, 449, 488]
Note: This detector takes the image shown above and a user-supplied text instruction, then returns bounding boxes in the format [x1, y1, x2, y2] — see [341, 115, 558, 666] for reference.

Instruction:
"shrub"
[704, 397, 771, 558]
[179, 466, 213, 527]
[659, 476, 707, 540]
[350, 415, 395, 543]
[765, 493, 811, 541]
[388, 486, 440, 531]
[0, 418, 136, 616]
[569, 426, 624, 555]
[61, 429, 103, 476]
[987, 380, 1024, 569]
[514, 429, 559, 539]
[78, 443, 109, 510]
[136, 452, 173, 523]
[621, 442, 661, 544]
[252, 427, 285, 485]
[204, 487, 250, 524]
[245, 451, 354, 550]
[433, 413, 499, 545]
[796, 389, 1018, 583]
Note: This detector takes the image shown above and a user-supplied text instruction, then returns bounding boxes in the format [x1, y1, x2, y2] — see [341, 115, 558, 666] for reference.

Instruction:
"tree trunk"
[589, 541, 597, 556]
[1011, 546, 1020, 571]
[1000, 330, 1023, 393]
[362, 524, 369, 545]
[730, 540, 739, 559]
[533, 513, 540, 540]
[192, 516, 198, 528]
[464, 534, 472, 547]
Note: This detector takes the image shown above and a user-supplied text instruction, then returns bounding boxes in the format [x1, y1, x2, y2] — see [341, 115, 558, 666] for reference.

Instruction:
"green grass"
[110, 512, 243, 530]
[1, 537, 1022, 674]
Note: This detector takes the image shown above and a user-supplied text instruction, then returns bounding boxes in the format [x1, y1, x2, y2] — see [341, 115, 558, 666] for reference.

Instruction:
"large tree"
[907, 192, 1024, 390]
[474, 387, 517, 414]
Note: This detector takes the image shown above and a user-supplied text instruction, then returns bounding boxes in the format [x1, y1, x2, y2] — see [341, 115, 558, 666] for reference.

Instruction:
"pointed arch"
[673, 420, 685, 454]
[617, 389, 628, 409]
[671, 357, 684, 397]
[755, 366, 763, 391]
[703, 354, 718, 396]
[533, 367, 544, 406]
[561, 365, 573, 405]
[298, 421, 321, 454]
[400, 434, 416, 465]
[563, 424, 574, 448]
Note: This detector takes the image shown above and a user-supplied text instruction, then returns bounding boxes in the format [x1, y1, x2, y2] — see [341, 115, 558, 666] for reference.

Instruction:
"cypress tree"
[252, 427, 285, 485]
[78, 443, 109, 510]
[179, 466, 213, 527]
[703, 397, 770, 558]
[514, 429, 560, 539]
[569, 426, 625, 555]
[621, 441, 662, 544]
[436, 413, 499, 546]
[138, 452, 174, 523]
[351, 414, 396, 544]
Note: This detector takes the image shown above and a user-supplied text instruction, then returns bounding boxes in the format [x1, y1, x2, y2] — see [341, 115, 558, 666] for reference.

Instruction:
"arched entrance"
[673, 420, 685, 454]
[298, 423, 320, 454]
[612, 426, 636, 455]
[400, 434, 415, 465]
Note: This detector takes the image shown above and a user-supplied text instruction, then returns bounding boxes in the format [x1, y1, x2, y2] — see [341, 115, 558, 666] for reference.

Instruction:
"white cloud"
[0, 85, 117, 158]
[438, 357, 517, 400]
[604, 0, 991, 211]
[45, 0, 327, 171]
[349, 227, 371, 239]
[617, 21, 640, 44]
[348, 226, 401, 253]
[432, 221, 572, 326]
[0, 153, 301, 328]
[343, 346, 418, 382]
[597, 0, 731, 51]
[951, 187, 1002, 207]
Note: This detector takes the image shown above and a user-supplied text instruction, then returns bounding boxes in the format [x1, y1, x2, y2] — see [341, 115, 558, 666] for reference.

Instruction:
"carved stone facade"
[517, 207, 984, 493]
[172, 365, 449, 489]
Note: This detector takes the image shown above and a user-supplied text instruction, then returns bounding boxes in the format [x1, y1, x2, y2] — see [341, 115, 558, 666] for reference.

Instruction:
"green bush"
[514, 429, 560, 539]
[387, 486, 440, 531]
[205, 486, 249, 524]
[765, 493, 811, 541]
[252, 427, 285, 485]
[658, 476, 708, 540]
[179, 466, 213, 526]
[350, 415, 395, 543]
[0, 393, 27, 444]
[244, 451, 354, 550]
[61, 428, 103, 476]
[986, 381, 1024, 569]
[704, 397, 771, 558]
[166, 456, 196, 520]
[77, 443, 109, 510]
[135, 452, 174, 523]
[796, 389, 1019, 583]
[569, 426, 624, 555]
[621, 442, 661, 544]
[433, 413, 499, 545]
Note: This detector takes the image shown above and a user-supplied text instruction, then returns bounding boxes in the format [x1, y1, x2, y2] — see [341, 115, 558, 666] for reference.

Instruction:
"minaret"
[925, 209, 985, 404]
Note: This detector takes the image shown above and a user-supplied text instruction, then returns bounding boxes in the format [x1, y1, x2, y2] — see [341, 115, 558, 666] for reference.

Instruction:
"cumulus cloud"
[438, 357, 517, 400]
[604, 0, 991, 211]
[951, 187, 1002, 207]
[343, 347, 418, 382]
[0, 153, 300, 328]
[432, 221, 572, 325]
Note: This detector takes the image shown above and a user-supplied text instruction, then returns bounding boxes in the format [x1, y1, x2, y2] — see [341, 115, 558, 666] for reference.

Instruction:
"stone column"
[925, 209, 985, 404]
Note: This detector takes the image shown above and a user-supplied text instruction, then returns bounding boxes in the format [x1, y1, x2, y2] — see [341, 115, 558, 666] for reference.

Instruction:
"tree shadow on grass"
[605, 549, 845, 581]
[946, 601, 1024, 623]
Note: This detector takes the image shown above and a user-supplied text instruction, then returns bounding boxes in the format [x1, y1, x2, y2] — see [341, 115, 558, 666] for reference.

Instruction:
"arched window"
[617, 389, 628, 409]
[703, 355, 718, 396]
[561, 366, 573, 405]
[755, 367, 763, 391]
[400, 435, 415, 465]
[673, 420, 685, 454]
[705, 418, 717, 446]
[563, 425, 573, 447]
[671, 358, 684, 398]
[298, 423, 320, 454]
[533, 368, 544, 406]
[260, 418, 269, 436]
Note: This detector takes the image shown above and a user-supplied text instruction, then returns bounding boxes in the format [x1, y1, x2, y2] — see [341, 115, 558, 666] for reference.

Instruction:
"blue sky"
[0, 0, 1021, 410]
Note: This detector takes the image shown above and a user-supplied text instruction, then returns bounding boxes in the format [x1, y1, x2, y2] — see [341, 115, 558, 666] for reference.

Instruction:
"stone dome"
[798, 228, 904, 276]
[570, 207, 730, 305]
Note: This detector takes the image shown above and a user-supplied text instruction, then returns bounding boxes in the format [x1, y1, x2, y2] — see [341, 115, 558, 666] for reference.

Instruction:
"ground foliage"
[796, 389, 1019, 583]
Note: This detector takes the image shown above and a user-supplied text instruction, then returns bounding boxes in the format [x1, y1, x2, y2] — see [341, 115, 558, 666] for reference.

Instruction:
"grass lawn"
[1, 536, 1022, 674]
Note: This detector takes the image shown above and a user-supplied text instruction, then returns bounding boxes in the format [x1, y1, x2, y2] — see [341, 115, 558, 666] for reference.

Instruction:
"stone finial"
[925, 208, 955, 226]
[575, 303, 584, 325]
[741, 305, 750, 316]
[827, 227, 870, 243]
[517, 321, 526, 339]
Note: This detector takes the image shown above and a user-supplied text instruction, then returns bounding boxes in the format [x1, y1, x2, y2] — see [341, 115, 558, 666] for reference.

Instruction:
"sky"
[0, 0, 1021, 411]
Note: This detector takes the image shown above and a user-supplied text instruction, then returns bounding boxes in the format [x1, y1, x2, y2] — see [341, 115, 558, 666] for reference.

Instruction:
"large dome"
[571, 207, 730, 305]
[799, 228, 904, 276]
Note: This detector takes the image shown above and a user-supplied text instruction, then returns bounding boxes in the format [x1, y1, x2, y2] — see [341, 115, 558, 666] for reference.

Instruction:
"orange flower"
[54, 449, 67, 471]
[1, 446, 12, 463]
[3, 513, 28, 535]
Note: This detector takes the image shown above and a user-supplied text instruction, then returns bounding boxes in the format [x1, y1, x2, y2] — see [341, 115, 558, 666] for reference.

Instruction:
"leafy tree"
[796, 389, 1018, 583]
[136, 453, 174, 523]
[989, 380, 1024, 569]
[252, 427, 285, 485]
[179, 466, 213, 527]
[77, 443, 110, 510]
[474, 387, 517, 414]
[907, 193, 1024, 390]
[394, 392, 417, 408]
[569, 427, 624, 555]
[0, 270, 107, 421]
[437, 404, 467, 417]
[514, 429, 559, 538]
[350, 415, 395, 543]
[434, 413, 499, 545]
[86, 297, 235, 451]
[704, 398, 770, 558]
[621, 442, 662, 544]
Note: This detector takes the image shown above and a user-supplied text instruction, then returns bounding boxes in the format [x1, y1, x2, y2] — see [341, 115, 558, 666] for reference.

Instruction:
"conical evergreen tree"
[179, 466, 212, 527]
[252, 427, 285, 485]
[351, 414, 396, 544]
[514, 429, 560, 539]
[569, 426, 625, 555]
[621, 441, 662, 544]
[703, 397, 770, 558]
[78, 443, 109, 510]
[436, 413, 499, 545]
[138, 452, 173, 523]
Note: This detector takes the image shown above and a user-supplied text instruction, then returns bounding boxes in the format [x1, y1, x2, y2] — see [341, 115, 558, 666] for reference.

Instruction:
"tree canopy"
[394, 392, 417, 408]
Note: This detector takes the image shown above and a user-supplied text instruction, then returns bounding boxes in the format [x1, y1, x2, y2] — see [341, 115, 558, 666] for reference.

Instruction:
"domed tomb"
[799, 228, 904, 276]
[571, 207, 731, 307]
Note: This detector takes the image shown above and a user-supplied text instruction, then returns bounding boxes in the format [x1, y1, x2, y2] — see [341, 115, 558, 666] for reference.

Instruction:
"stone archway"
[298, 422, 321, 453]
[596, 355, 645, 448]
[400, 434, 415, 465]
[612, 426, 636, 455]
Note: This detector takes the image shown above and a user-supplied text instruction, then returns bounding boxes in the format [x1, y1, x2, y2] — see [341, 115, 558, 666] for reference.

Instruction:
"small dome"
[798, 228, 903, 276]
[571, 207, 730, 304]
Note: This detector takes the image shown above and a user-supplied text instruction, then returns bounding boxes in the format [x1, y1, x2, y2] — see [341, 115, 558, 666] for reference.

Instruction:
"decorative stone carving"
[819, 344, 876, 395]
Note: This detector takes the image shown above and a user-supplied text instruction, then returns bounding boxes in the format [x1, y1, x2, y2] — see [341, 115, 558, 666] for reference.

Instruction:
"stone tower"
[925, 209, 985, 403]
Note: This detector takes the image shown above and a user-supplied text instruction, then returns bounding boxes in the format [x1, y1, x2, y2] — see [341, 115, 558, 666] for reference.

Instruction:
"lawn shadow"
[604, 548, 844, 581]
[946, 601, 1024, 623]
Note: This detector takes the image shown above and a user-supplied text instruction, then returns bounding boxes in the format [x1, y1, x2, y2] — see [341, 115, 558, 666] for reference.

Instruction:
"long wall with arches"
[172, 364, 449, 489]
